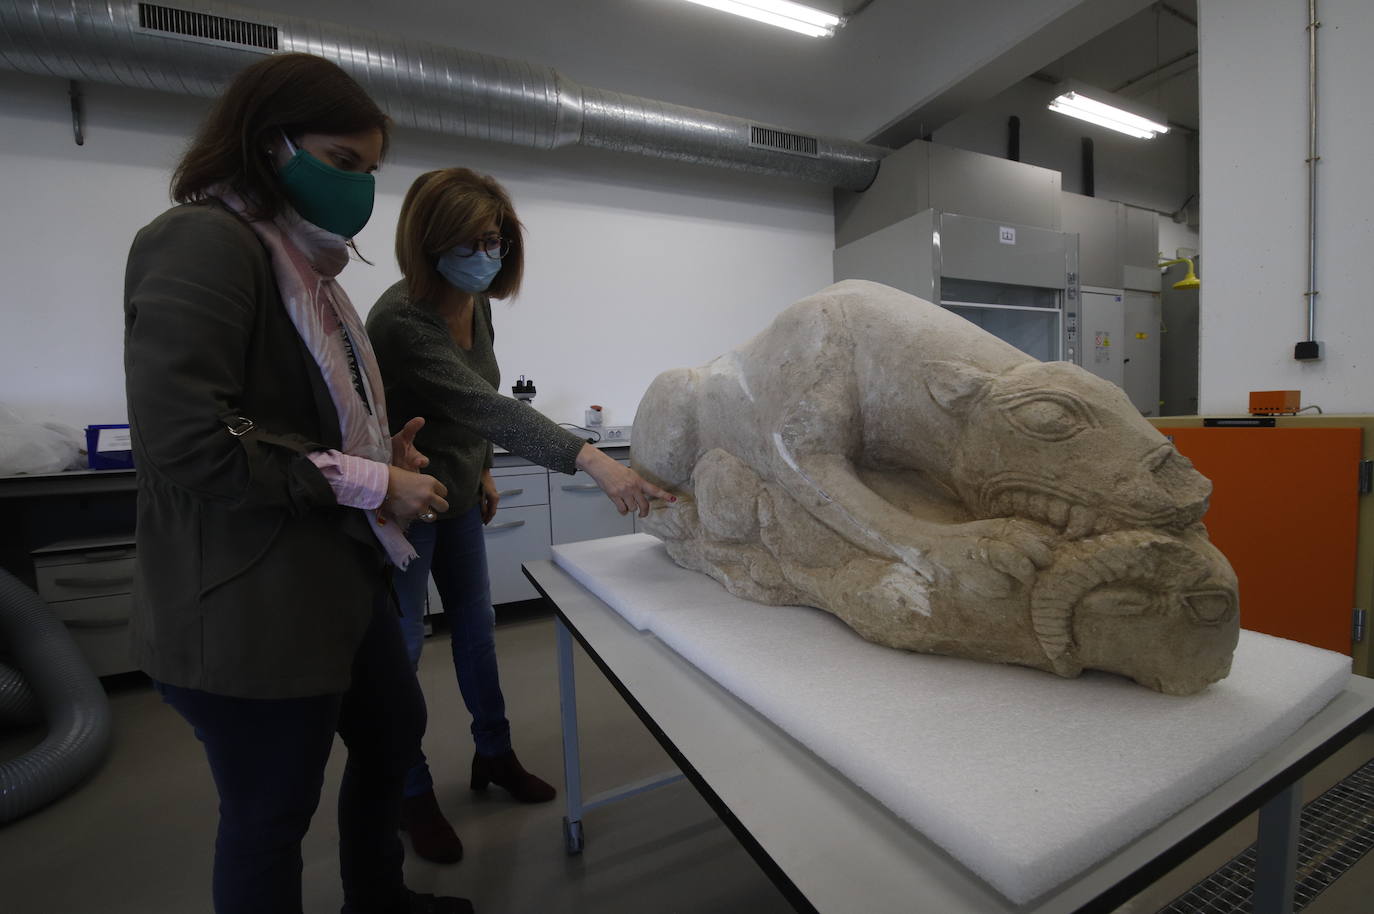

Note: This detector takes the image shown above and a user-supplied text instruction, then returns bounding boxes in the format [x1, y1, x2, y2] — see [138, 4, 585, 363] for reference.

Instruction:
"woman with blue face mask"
[365, 169, 672, 863]
[124, 53, 469, 914]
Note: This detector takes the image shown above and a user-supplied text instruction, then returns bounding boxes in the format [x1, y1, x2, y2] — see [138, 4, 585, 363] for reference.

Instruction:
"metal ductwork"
[0, 0, 885, 190]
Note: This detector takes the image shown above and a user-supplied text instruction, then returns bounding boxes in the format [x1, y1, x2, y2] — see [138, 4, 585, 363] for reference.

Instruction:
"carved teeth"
[1046, 498, 1070, 529]
[1066, 505, 1096, 539]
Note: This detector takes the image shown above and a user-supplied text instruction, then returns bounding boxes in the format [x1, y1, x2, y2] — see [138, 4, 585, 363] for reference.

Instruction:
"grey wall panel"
[939, 214, 1071, 290]
[1123, 205, 1161, 270]
[835, 139, 1063, 248]
[832, 212, 937, 300]
[834, 142, 931, 248]
[1062, 193, 1124, 289]
[928, 144, 1061, 231]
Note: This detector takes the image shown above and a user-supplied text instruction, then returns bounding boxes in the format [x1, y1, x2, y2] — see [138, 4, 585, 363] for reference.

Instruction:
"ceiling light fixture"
[1049, 90, 1170, 139]
[678, 0, 844, 39]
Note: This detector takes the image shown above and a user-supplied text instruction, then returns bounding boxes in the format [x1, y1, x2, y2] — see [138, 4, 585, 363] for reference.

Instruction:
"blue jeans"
[393, 505, 510, 797]
[155, 596, 424, 914]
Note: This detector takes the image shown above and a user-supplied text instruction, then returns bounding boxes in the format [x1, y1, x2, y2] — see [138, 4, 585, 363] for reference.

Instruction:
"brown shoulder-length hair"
[172, 53, 390, 222]
[396, 168, 526, 303]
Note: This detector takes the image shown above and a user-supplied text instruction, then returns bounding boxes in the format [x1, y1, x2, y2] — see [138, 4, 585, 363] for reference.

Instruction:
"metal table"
[523, 559, 1374, 914]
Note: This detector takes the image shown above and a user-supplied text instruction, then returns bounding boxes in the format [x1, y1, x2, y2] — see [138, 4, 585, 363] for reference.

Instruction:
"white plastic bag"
[0, 403, 84, 475]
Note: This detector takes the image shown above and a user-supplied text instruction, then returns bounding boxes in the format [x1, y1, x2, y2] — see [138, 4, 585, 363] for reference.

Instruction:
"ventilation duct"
[0, 0, 884, 190]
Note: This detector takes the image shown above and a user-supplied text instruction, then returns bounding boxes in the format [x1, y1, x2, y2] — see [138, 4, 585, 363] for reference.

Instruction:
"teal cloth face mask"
[278, 133, 375, 238]
[437, 246, 503, 293]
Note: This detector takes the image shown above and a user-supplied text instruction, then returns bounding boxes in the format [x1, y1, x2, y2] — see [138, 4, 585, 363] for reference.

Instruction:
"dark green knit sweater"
[366, 280, 585, 517]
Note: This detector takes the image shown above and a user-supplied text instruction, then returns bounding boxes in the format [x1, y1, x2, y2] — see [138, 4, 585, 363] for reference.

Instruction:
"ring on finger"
[419, 511, 437, 523]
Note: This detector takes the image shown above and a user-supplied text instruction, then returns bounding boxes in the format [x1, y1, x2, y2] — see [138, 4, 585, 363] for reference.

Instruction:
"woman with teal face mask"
[365, 169, 673, 864]
[123, 52, 470, 914]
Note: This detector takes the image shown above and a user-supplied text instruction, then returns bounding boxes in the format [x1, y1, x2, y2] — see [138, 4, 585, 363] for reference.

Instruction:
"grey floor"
[1, 610, 1371, 914]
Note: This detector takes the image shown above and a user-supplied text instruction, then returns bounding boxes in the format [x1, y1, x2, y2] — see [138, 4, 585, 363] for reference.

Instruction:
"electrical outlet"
[602, 426, 631, 442]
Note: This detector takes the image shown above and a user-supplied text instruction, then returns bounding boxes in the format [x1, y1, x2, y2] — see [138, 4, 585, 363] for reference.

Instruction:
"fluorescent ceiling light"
[678, 0, 843, 38]
[1049, 90, 1170, 139]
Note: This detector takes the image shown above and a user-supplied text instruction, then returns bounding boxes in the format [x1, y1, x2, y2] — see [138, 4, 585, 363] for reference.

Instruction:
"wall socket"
[601, 425, 631, 442]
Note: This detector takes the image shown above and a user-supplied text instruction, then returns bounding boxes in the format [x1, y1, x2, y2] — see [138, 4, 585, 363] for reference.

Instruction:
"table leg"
[557, 617, 586, 854]
[1253, 781, 1302, 914]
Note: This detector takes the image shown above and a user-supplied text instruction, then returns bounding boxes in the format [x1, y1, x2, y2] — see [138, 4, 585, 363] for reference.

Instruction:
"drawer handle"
[52, 576, 133, 591]
[485, 520, 527, 531]
[80, 549, 135, 562]
[496, 488, 524, 497]
[561, 484, 601, 491]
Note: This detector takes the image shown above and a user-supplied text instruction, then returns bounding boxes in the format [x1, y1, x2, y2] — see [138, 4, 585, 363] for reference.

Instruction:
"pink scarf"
[217, 192, 416, 568]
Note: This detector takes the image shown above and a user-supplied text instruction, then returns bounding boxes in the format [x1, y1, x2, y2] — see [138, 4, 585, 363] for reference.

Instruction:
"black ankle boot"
[470, 749, 556, 803]
[399, 789, 463, 863]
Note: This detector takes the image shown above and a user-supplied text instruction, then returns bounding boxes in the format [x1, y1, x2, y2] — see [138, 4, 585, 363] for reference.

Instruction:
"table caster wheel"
[563, 816, 585, 855]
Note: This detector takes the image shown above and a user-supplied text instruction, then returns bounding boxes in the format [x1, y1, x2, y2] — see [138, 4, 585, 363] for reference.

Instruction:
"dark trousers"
[156, 597, 425, 914]
[393, 506, 511, 798]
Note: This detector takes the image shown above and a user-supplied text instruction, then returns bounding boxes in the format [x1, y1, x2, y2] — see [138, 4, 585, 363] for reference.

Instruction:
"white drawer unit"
[428, 446, 636, 607]
[487, 468, 549, 509]
[550, 461, 636, 545]
[30, 538, 137, 677]
[482, 504, 553, 604]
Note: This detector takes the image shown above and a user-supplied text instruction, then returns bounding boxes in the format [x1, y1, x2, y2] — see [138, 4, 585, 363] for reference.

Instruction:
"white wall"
[1197, 0, 1374, 413]
[933, 78, 1194, 217]
[0, 71, 833, 432]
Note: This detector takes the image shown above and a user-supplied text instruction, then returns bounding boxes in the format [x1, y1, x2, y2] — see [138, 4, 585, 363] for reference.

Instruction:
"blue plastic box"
[86, 424, 134, 470]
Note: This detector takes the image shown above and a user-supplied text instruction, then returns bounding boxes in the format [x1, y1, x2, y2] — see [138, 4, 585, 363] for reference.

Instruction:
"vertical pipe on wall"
[1081, 136, 1095, 196]
[1304, 0, 1321, 344]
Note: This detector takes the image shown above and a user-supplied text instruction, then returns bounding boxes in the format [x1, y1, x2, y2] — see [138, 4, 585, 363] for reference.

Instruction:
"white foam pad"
[553, 534, 1352, 903]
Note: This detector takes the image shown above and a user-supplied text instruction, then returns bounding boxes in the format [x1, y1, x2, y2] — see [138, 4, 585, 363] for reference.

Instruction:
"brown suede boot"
[399, 789, 463, 864]
[470, 749, 557, 803]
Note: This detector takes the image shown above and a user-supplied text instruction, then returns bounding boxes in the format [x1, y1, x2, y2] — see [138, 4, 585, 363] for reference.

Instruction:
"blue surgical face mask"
[436, 246, 503, 293]
[277, 132, 376, 238]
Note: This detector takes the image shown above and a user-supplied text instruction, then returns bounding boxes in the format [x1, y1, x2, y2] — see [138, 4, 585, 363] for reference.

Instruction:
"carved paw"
[926, 517, 1056, 598]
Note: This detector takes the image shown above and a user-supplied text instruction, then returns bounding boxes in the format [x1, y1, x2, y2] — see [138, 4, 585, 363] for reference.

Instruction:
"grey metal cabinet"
[550, 460, 636, 545]
[481, 466, 551, 605]
[482, 504, 553, 604]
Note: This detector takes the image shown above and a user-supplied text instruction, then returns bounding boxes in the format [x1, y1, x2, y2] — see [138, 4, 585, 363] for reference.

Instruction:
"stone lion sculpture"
[632, 280, 1238, 695]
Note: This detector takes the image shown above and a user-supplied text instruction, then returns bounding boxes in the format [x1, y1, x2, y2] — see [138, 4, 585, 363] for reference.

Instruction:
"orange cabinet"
[1158, 427, 1361, 655]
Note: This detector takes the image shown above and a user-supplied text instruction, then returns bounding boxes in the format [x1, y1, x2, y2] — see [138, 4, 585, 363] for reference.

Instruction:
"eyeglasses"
[452, 234, 512, 261]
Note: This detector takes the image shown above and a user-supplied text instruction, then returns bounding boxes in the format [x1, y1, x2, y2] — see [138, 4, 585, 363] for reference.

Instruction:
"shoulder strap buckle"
[225, 417, 256, 437]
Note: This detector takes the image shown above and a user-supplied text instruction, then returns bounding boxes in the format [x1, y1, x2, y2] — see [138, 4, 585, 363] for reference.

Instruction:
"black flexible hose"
[0, 568, 112, 823]
[0, 660, 43, 727]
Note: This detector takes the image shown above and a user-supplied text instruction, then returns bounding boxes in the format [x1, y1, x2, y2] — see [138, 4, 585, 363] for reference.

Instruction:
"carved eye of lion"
[1001, 394, 1093, 442]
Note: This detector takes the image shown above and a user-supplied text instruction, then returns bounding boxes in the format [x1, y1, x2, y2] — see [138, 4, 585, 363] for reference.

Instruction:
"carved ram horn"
[1029, 530, 1229, 677]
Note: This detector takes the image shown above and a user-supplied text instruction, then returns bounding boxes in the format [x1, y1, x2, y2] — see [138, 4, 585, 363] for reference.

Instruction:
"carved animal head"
[1030, 529, 1239, 694]
[926, 359, 1211, 539]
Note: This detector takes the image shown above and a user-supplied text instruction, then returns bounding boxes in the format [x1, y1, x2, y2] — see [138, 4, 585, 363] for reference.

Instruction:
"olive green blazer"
[123, 203, 386, 699]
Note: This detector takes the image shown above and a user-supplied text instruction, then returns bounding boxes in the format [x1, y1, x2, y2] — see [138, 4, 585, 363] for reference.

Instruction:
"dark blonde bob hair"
[396, 168, 525, 303]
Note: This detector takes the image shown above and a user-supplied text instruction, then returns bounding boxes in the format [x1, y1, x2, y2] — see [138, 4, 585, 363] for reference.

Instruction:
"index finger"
[640, 479, 676, 502]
